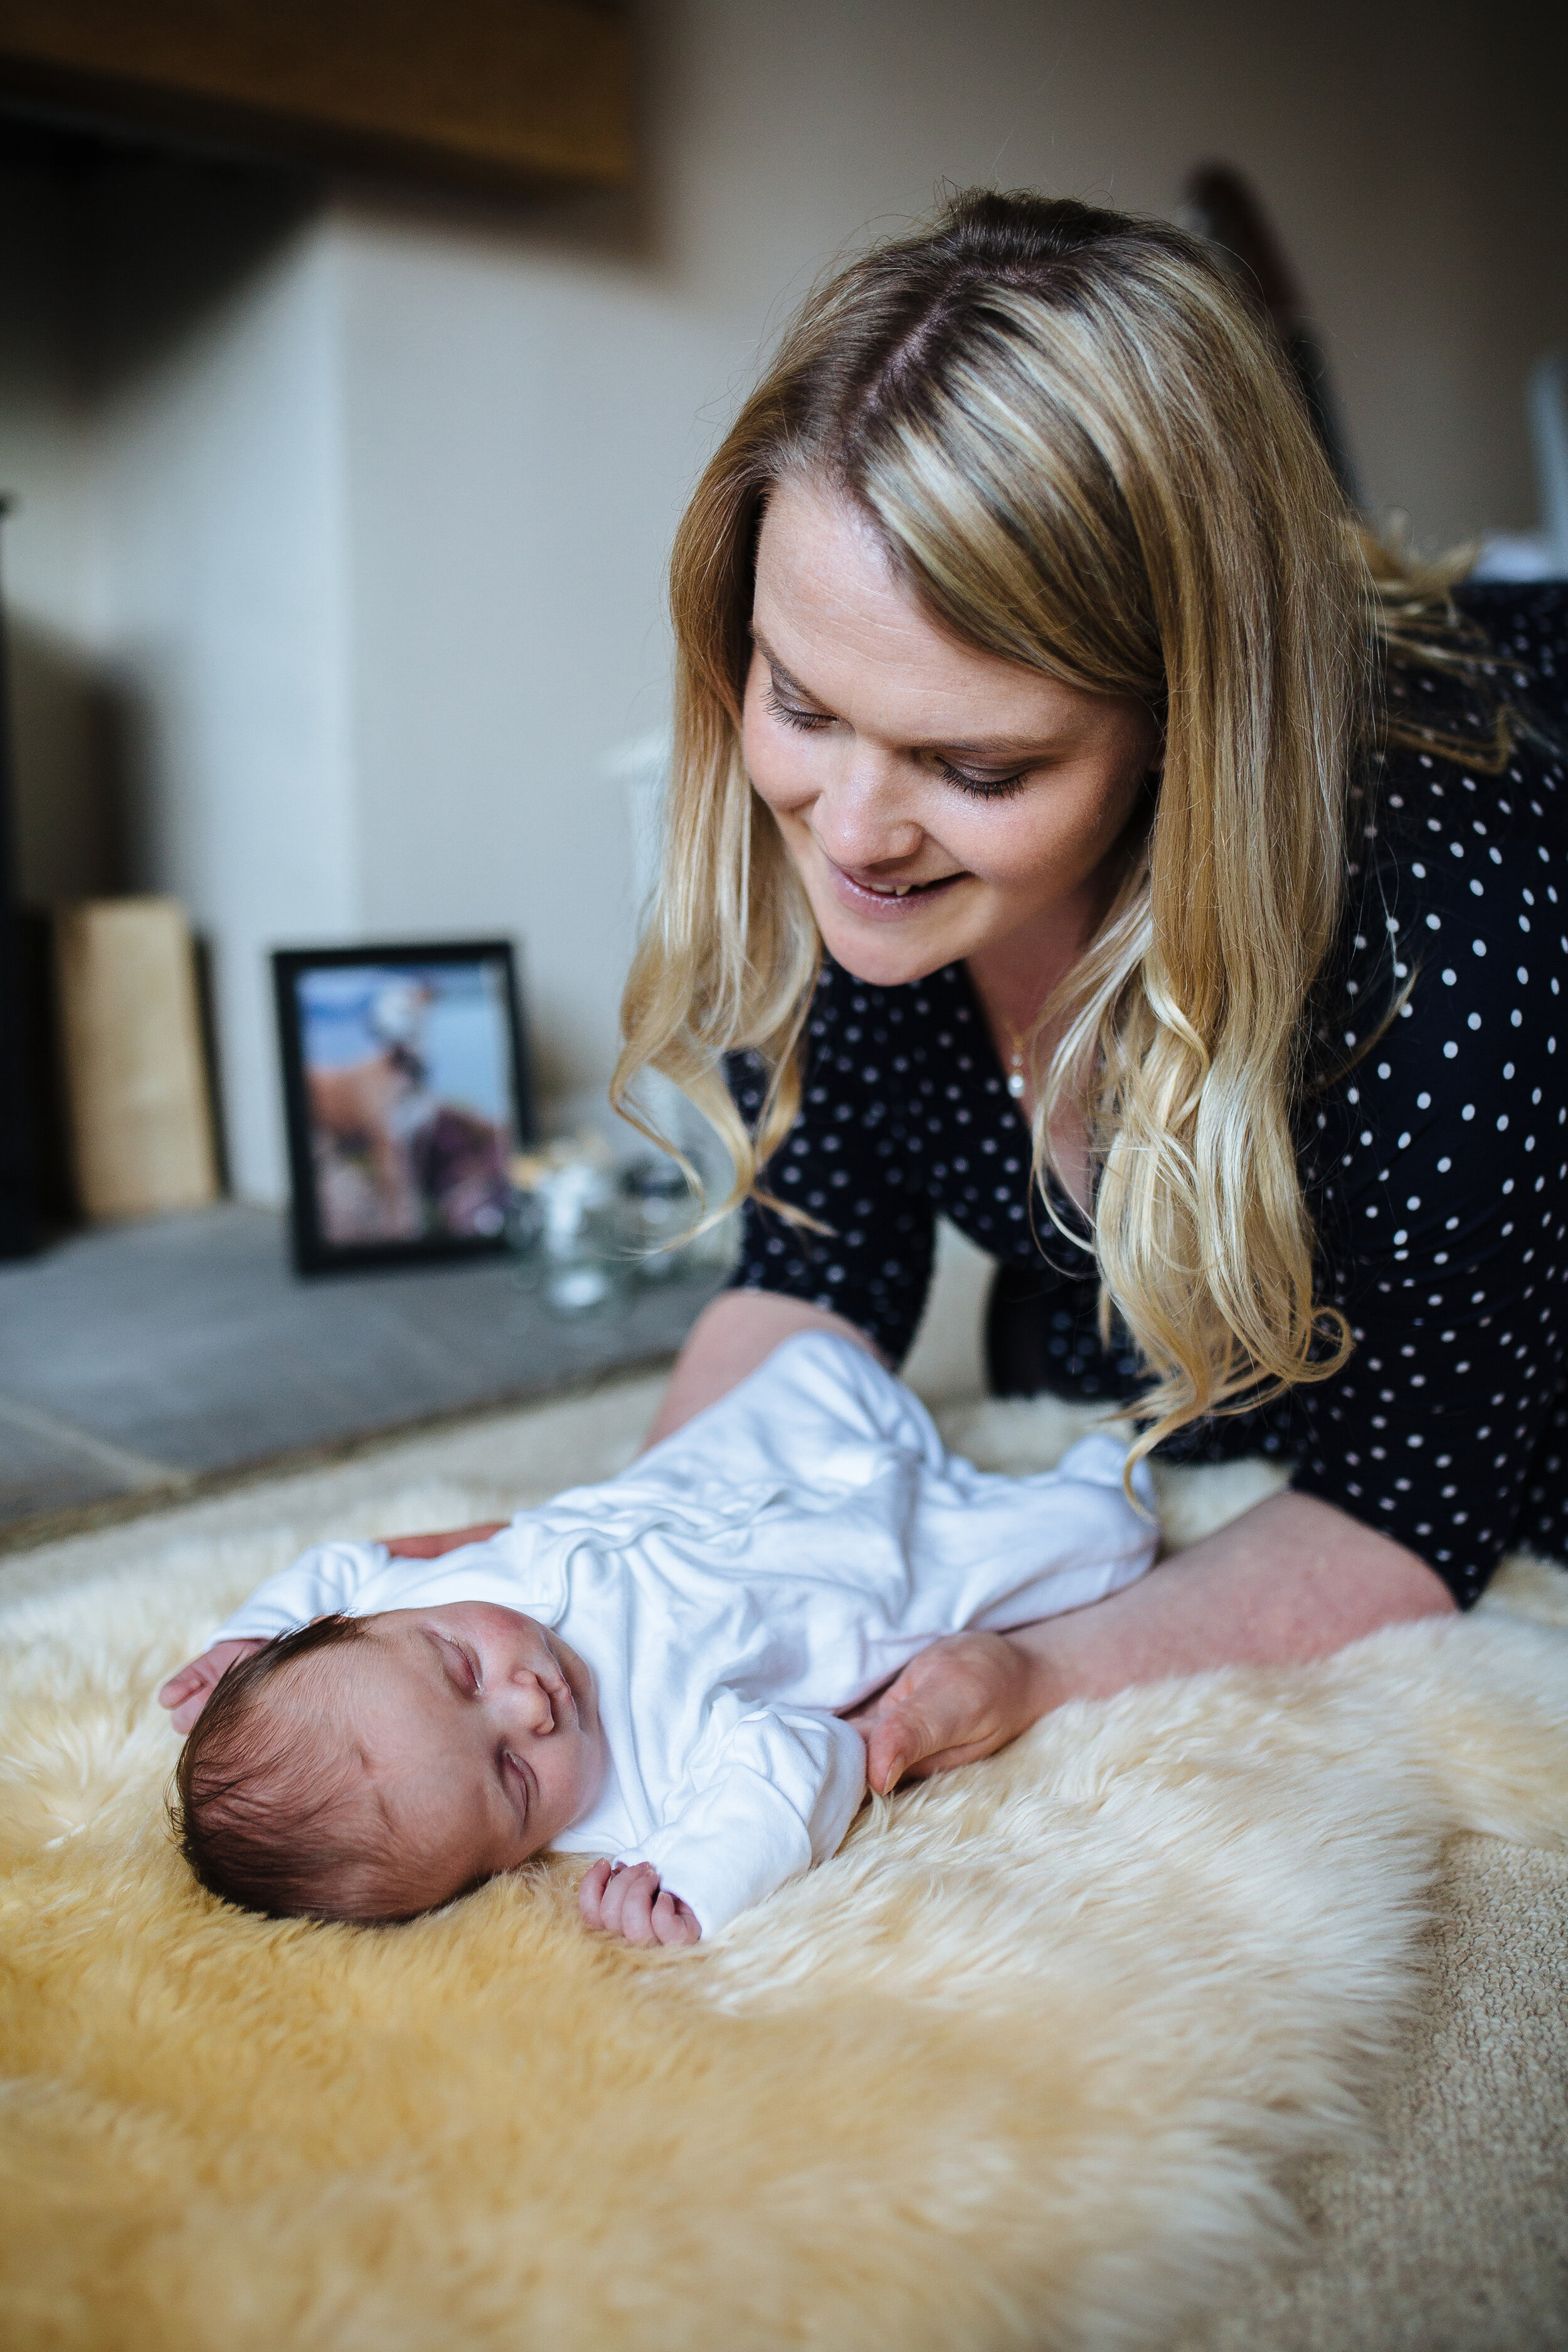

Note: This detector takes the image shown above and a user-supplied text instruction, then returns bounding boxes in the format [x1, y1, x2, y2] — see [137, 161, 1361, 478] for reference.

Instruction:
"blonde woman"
[610, 189, 1568, 1796]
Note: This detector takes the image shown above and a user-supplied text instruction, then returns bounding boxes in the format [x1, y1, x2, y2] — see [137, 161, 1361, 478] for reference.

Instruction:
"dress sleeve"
[725, 964, 937, 1362]
[1292, 822, 1568, 1606]
[209, 1540, 389, 1646]
[615, 1701, 867, 1939]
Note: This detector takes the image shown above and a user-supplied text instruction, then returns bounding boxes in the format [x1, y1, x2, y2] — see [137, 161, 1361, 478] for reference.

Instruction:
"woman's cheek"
[742, 713, 812, 824]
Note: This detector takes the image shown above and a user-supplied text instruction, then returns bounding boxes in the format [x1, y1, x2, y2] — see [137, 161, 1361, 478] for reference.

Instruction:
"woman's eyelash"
[935, 760, 1027, 800]
[766, 686, 1026, 798]
[765, 686, 832, 731]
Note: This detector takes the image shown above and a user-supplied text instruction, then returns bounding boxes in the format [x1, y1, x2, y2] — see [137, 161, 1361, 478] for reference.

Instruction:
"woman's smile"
[822, 857, 967, 921]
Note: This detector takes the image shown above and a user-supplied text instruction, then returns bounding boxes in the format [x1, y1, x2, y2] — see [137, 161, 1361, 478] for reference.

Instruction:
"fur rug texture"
[2, 1380, 1567, 2352]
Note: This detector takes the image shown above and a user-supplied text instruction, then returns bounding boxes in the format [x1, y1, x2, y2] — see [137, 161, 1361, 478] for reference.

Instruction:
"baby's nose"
[505, 1668, 558, 1735]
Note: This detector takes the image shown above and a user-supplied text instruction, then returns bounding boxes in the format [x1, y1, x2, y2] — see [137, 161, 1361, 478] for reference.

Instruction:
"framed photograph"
[272, 940, 534, 1274]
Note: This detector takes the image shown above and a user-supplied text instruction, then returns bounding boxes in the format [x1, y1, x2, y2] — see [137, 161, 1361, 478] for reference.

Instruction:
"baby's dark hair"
[171, 1614, 415, 1924]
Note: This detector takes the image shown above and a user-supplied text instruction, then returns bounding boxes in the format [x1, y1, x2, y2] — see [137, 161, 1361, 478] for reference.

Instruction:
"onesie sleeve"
[615, 1702, 867, 1939]
[725, 961, 938, 1363]
[208, 1540, 389, 1647]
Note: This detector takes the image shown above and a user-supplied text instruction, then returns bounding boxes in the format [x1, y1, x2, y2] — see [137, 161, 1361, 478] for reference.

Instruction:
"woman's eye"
[936, 758, 1027, 800]
[765, 687, 832, 733]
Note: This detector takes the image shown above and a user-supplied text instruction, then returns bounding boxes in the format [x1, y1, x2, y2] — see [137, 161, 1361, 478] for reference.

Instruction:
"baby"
[163, 1334, 1158, 1944]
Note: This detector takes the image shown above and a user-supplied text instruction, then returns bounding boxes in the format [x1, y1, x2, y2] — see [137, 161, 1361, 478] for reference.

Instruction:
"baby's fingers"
[156, 1661, 205, 1709]
[613, 1865, 663, 1946]
[158, 1640, 268, 1732]
[578, 1858, 615, 1929]
[597, 1863, 658, 1938]
[650, 1892, 701, 1948]
[381, 1522, 506, 1560]
[582, 1860, 659, 1941]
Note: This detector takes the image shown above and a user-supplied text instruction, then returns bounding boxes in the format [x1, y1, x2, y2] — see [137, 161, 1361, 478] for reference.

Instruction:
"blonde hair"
[615, 190, 1424, 1454]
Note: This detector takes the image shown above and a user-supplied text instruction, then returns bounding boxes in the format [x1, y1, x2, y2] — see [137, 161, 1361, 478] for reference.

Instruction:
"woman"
[610, 189, 1568, 1798]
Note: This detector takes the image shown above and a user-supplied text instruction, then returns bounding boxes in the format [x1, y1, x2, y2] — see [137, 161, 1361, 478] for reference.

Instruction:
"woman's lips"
[823, 858, 965, 921]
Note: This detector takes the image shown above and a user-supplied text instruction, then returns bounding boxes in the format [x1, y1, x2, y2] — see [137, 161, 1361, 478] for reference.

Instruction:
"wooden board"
[54, 898, 220, 1222]
[0, 0, 632, 190]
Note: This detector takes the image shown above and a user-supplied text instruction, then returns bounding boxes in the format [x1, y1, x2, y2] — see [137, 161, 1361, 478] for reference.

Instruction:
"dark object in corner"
[0, 497, 34, 1261]
[1182, 162, 1361, 507]
[0, 0, 632, 197]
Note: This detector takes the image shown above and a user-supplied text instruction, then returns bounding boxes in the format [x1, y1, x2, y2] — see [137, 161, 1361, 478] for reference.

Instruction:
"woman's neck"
[963, 886, 1111, 1216]
[965, 861, 1113, 1046]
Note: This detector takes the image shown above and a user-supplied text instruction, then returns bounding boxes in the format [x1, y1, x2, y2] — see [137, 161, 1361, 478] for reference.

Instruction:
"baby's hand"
[156, 1639, 267, 1733]
[579, 1859, 701, 1948]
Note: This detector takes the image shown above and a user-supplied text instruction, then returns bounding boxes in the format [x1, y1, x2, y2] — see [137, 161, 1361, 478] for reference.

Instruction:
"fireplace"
[0, 9, 634, 1246]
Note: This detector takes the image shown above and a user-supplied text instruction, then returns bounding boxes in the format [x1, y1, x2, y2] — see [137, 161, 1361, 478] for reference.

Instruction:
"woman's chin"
[817, 922, 958, 988]
[811, 894, 978, 988]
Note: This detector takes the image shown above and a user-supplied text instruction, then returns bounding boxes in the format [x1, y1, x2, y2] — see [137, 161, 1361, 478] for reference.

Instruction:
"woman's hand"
[379, 1522, 506, 1559]
[853, 1492, 1458, 1796]
[156, 1638, 268, 1733]
[579, 1859, 701, 1947]
[848, 1630, 1044, 1794]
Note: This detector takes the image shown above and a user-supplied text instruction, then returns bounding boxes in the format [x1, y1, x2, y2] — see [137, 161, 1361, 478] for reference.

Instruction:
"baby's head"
[172, 1602, 605, 1922]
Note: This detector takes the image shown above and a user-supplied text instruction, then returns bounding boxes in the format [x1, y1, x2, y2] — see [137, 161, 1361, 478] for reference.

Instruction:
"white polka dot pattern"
[729, 584, 1568, 1606]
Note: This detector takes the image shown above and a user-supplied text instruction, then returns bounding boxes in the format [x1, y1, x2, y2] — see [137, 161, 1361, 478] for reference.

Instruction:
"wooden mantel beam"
[0, 0, 633, 191]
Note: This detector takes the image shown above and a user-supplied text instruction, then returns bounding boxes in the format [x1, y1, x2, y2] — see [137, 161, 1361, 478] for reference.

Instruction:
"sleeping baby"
[163, 1334, 1158, 1944]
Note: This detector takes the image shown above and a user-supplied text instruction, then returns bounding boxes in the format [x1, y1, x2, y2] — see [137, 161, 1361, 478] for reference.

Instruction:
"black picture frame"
[272, 938, 534, 1276]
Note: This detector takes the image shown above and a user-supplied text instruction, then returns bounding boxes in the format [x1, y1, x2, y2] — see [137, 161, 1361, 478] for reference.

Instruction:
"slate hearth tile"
[0, 1205, 720, 1498]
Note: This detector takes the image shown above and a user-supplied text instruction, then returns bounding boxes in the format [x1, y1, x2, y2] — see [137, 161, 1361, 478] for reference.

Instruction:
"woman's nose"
[808, 753, 924, 870]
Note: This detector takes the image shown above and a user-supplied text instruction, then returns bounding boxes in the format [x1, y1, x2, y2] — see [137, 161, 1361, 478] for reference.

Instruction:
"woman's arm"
[369, 1301, 878, 1560]
[640, 1289, 886, 1449]
[852, 1488, 1456, 1793]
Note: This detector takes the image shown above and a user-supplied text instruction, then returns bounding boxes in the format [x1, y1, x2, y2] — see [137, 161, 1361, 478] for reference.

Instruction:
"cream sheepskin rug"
[2, 1380, 1566, 2352]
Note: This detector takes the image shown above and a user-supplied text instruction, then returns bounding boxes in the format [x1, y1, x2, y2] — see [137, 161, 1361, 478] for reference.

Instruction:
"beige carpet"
[1, 1370, 1565, 2352]
[1176, 1833, 1568, 2352]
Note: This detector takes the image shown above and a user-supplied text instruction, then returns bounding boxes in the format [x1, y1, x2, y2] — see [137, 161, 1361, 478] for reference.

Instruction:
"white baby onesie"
[210, 1333, 1158, 1936]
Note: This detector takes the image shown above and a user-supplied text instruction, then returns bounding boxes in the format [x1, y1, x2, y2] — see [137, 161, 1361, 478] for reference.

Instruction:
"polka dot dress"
[729, 585, 1568, 1607]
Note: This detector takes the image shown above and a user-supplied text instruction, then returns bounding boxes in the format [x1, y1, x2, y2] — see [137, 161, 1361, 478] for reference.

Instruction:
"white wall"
[333, 220, 727, 1113]
[4, 0, 1565, 1200]
[91, 206, 360, 1194]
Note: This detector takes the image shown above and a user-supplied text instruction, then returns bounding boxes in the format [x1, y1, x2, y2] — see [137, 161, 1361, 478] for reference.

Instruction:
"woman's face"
[743, 477, 1160, 990]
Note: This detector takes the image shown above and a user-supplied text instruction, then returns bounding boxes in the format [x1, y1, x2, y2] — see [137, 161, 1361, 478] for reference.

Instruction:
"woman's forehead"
[756, 597, 1103, 765]
[753, 477, 1108, 731]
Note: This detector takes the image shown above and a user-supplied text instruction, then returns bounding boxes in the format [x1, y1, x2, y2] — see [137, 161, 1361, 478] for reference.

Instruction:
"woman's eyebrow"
[919, 732, 1065, 760]
[754, 628, 1078, 760]
[753, 634, 827, 706]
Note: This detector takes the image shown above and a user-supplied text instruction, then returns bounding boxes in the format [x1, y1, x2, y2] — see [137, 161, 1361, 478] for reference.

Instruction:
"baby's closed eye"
[434, 1633, 480, 1697]
[497, 1745, 531, 1825]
